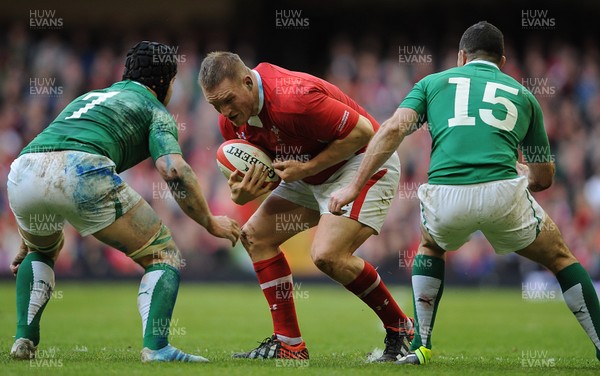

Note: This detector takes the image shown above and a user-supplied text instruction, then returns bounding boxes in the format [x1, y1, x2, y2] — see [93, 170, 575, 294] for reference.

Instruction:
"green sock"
[15, 252, 55, 346]
[556, 263, 600, 360]
[137, 263, 180, 350]
[410, 254, 445, 351]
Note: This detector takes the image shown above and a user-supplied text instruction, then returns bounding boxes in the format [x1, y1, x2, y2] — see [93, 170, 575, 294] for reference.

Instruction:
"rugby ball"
[216, 139, 280, 188]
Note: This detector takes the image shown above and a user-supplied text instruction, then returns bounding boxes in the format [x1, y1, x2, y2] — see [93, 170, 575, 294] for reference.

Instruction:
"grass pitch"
[0, 281, 598, 375]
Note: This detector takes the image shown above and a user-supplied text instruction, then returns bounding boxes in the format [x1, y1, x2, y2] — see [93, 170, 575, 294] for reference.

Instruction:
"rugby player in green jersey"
[330, 21, 600, 365]
[7, 41, 241, 363]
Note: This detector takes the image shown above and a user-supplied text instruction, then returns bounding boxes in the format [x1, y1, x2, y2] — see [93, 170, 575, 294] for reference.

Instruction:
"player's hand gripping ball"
[216, 139, 280, 189]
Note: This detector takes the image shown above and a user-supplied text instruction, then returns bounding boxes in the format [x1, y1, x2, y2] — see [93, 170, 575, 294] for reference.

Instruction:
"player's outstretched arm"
[329, 108, 420, 214]
[155, 154, 241, 246]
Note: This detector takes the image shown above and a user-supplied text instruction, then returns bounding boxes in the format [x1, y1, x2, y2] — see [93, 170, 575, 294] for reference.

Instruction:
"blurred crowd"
[0, 24, 599, 283]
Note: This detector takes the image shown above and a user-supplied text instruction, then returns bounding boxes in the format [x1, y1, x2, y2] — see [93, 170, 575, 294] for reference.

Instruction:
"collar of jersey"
[247, 69, 264, 128]
[128, 80, 147, 89]
[465, 60, 500, 70]
[118, 80, 162, 103]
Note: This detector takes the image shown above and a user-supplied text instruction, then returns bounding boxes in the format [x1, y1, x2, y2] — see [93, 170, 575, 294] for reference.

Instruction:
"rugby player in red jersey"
[199, 52, 413, 361]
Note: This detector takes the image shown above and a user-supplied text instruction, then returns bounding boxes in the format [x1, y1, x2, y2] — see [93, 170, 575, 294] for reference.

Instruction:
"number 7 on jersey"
[65, 92, 120, 120]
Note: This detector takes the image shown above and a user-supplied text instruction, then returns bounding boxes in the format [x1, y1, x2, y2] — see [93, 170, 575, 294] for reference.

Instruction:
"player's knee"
[311, 250, 341, 276]
[240, 222, 278, 259]
[240, 224, 254, 252]
[152, 245, 183, 269]
[135, 244, 182, 269]
[129, 224, 183, 269]
[20, 231, 64, 261]
[549, 244, 577, 274]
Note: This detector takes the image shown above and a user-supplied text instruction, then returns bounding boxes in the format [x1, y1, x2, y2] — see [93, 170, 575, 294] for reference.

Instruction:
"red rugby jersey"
[219, 63, 379, 185]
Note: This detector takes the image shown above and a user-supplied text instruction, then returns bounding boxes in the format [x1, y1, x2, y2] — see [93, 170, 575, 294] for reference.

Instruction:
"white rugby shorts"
[418, 176, 546, 254]
[271, 152, 401, 234]
[7, 151, 141, 236]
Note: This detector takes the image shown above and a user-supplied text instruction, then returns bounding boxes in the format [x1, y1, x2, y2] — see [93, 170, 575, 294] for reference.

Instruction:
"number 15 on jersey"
[448, 77, 519, 131]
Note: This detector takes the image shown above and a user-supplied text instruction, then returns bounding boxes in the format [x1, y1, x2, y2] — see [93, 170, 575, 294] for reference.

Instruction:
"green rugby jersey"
[400, 60, 550, 185]
[21, 80, 181, 173]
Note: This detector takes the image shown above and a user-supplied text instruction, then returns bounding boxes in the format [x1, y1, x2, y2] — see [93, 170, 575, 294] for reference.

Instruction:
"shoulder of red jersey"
[255, 62, 321, 87]
[218, 115, 237, 140]
[254, 62, 290, 76]
[256, 63, 326, 117]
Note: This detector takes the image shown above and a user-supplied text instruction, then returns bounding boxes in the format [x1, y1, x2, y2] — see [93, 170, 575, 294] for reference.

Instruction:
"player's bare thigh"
[516, 215, 577, 274]
[310, 214, 374, 282]
[92, 198, 165, 267]
[241, 194, 320, 262]
[417, 224, 447, 259]
[311, 214, 374, 259]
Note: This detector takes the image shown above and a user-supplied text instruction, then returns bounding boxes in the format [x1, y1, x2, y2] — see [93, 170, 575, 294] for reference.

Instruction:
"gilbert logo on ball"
[216, 139, 280, 188]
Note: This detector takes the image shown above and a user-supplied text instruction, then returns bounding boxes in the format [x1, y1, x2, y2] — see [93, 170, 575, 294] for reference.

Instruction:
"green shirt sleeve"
[149, 108, 182, 161]
[520, 92, 552, 163]
[399, 78, 427, 116]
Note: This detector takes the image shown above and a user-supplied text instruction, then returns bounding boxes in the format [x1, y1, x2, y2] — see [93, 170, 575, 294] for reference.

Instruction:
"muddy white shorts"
[271, 152, 401, 234]
[418, 176, 546, 254]
[7, 151, 141, 236]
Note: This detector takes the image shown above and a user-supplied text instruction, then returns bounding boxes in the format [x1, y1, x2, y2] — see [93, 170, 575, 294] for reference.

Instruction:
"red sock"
[253, 252, 302, 345]
[344, 261, 408, 330]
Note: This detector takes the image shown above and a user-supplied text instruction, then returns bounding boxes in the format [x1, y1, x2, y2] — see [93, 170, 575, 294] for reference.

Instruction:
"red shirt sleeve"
[218, 115, 237, 141]
[283, 92, 360, 141]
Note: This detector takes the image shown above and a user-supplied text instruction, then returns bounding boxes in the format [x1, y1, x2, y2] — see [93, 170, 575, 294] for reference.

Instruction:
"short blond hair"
[198, 51, 249, 91]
